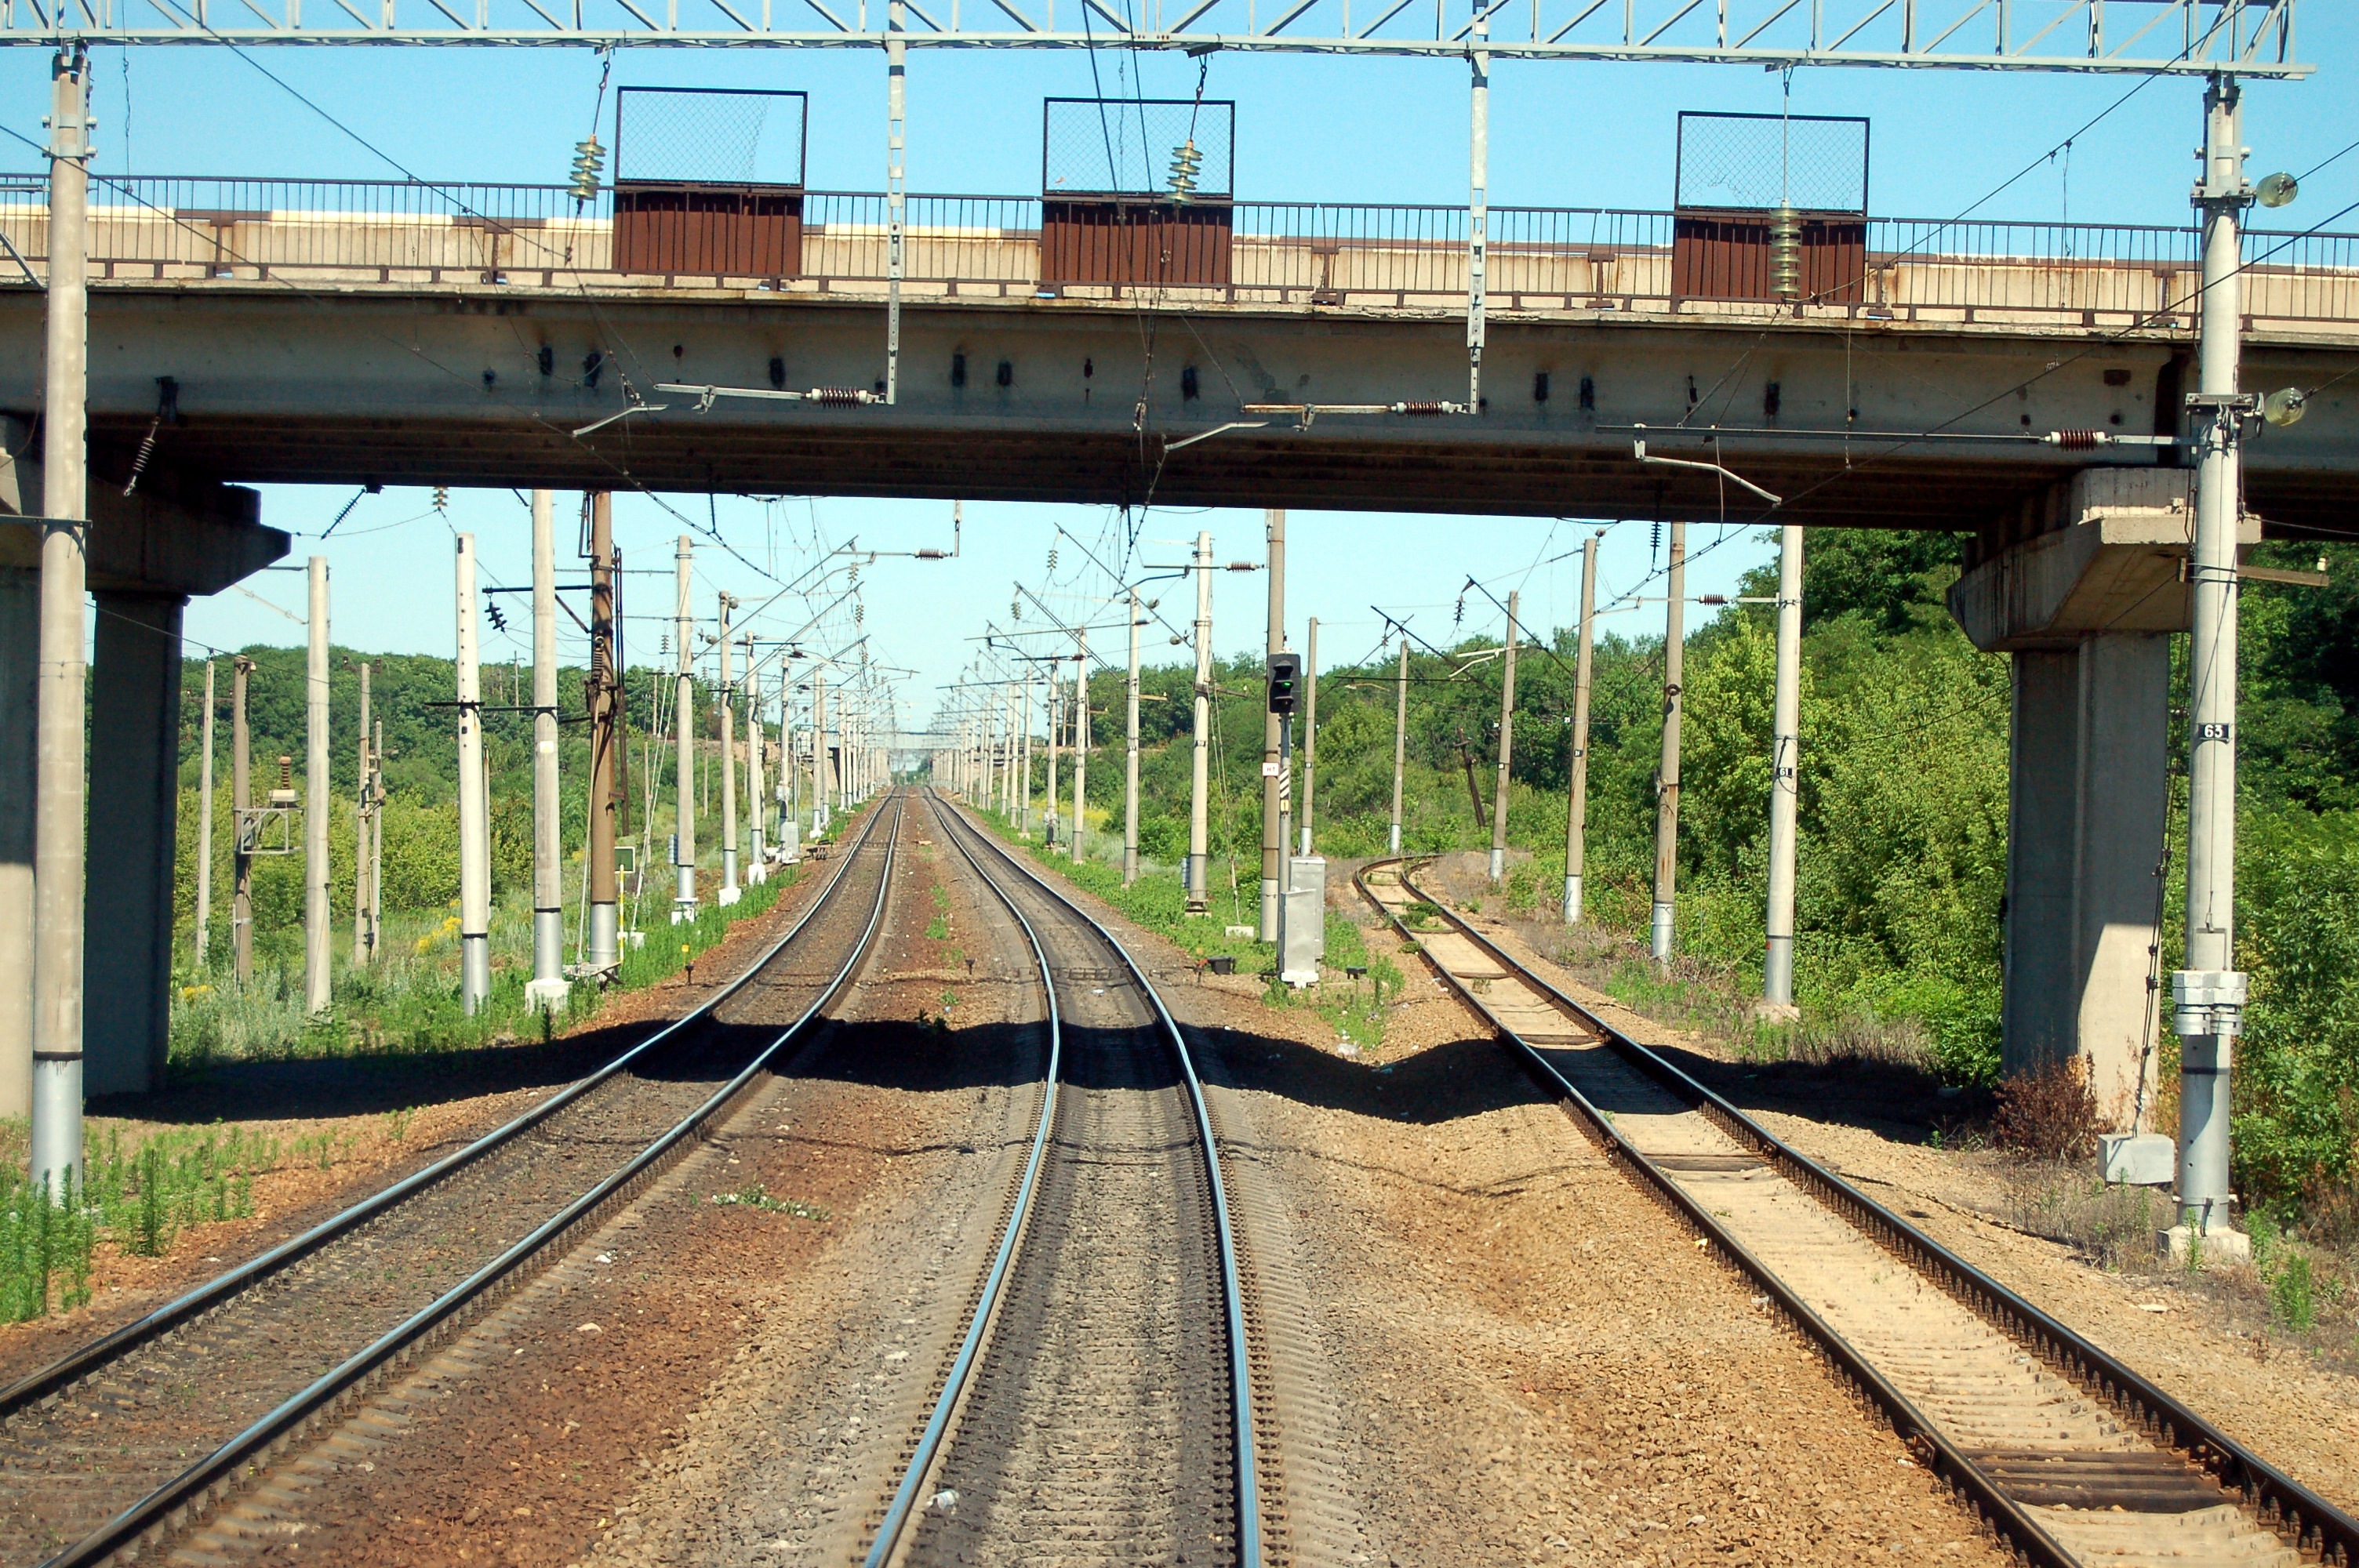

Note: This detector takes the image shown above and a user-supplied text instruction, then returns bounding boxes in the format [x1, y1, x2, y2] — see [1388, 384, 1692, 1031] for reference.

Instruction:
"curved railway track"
[858, 790, 1261, 1568]
[0, 796, 905, 1568]
[1361, 855, 2358, 1568]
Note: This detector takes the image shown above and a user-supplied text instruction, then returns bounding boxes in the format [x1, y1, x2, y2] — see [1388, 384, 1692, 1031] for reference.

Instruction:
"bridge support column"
[85, 590, 186, 1097]
[3, 443, 288, 1100]
[1951, 468, 2256, 1127]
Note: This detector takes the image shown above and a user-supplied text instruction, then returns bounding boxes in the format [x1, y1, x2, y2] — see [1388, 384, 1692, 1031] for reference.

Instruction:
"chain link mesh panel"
[1675, 111, 1867, 214]
[615, 87, 808, 186]
[1043, 99, 1235, 199]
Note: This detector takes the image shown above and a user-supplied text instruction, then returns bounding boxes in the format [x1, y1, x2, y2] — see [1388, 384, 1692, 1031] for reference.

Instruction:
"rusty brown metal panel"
[614, 183, 802, 277]
[1041, 199, 1233, 285]
[1673, 211, 1863, 303]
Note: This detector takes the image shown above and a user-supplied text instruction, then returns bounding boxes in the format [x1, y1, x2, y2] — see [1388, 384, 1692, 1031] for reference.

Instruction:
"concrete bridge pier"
[2, 418, 287, 1101]
[1950, 469, 2256, 1128]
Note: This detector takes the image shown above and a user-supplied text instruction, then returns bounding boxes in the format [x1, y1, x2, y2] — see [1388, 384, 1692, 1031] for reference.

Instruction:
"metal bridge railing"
[2, 173, 2353, 326]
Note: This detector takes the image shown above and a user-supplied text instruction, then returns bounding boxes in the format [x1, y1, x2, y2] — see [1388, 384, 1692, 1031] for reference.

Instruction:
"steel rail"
[30, 796, 906, 1568]
[0, 796, 892, 1425]
[859, 790, 1063, 1568]
[1362, 855, 2359, 1568]
[907, 792, 1263, 1568]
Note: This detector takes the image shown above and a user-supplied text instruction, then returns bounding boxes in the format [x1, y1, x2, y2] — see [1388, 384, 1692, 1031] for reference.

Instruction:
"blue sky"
[5, 14, 2355, 731]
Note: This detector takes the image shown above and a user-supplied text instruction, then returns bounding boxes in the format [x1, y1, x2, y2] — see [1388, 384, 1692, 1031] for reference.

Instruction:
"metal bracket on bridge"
[1241, 401, 1470, 430]
[1630, 437, 1783, 506]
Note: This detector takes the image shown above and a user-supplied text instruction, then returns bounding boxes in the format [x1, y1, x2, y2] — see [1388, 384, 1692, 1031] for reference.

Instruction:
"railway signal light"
[1267, 652, 1301, 714]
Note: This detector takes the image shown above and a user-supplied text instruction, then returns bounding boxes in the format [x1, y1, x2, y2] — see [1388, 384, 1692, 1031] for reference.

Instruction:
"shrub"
[1993, 1057, 2101, 1162]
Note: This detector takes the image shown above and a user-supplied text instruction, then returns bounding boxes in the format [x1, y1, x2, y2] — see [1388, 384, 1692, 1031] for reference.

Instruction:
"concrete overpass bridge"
[2, 165, 2355, 1149]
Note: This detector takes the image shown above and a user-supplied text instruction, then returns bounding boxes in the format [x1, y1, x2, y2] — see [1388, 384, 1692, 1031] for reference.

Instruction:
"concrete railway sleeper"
[859, 789, 1262, 1568]
[0, 796, 906, 1568]
[1358, 856, 2359, 1568]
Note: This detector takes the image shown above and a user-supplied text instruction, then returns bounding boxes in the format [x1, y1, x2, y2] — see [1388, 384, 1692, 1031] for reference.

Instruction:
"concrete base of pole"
[1649, 901, 1675, 963]
[1487, 847, 1505, 885]
[525, 978, 571, 1013]
[29, 1056, 81, 1194]
[531, 909, 564, 987]
[1763, 934, 1795, 1011]
[1185, 853, 1207, 913]
[460, 935, 489, 1015]
[718, 885, 742, 907]
[1561, 874, 1581, 925]
[1388, 824, 1401, 854]
[2159, 1222, 2249, 1267]
[1259, 878, 1278, 942]
[721, 848, 738, 898]
[1124, 849, 1138, 884]
[1751, 1000, 1801, 1025]
[587, 902, 620, 975]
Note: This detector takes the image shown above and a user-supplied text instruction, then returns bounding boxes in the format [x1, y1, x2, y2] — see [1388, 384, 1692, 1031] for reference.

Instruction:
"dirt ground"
[1009, 835, 2008, 1568]
[0, 843, 844, 1385]
[1430, 893, 2359, 1525]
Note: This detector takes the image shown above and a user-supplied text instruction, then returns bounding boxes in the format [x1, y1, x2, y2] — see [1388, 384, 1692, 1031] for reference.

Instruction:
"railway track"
[0, 795, 904, 1568]
[859, 790, 1260, 1568]
[1360, 857, 2358, 1568]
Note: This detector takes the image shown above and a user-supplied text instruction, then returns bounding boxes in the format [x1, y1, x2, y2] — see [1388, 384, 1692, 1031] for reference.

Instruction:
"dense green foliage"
[1056, 532, 2359, 1209]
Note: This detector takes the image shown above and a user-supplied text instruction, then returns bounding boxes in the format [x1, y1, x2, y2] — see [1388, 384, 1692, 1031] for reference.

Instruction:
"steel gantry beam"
[0, 0, 2305, 71]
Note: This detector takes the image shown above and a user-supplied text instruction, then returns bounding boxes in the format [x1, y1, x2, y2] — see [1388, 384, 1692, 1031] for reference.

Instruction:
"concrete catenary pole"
[369, 718, 383, 963]
[1187, 530, 1214, 910]
[746, 640, 765, 880]
[455, 535, 492, 1014]
[2174, 74, 2255, 1250]
[1299, 616, 1318, 857]
[1651, 524, 1688, 965]
[812, 666, 828, 838]
[1019, 674, 1034, 840]
[30, 45, 92, 1196]
[352, 660, 371, 967]
[586, 493, 621, 973]
[304, 556, 332, 1017]
[1762, 524, 1806, 1014]
[1070, 633, 1089, 858]
[717, 594, 740, 905]
[528, 490, 566, 1007]
[196, 659, 216, 967]
[1388, 637, 1409, 855]
[673, 537, 697, 916]
[232, 657, 254, 987]
[1045, 670, 1062, 851]
[1260, 510, 1286, 941]
[1125, 588, 1142, 884]
[1488, 590, 1518, 886]
[1563, 531, 1601, 924]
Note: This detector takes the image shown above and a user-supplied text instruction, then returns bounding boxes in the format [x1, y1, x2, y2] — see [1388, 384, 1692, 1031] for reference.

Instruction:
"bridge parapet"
[7, 176, 2358, 338]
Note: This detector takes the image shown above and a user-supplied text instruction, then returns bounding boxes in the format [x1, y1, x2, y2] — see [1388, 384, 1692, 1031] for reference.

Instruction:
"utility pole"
[232, 656, 254, 988]
[352, 660, 372, 967]
[1125, 588, 1142, 884]
[304, 556, 332, 1017]
[1260, 509, 1286, 942]
[528, 490, 566, 1009]
[812, 666, 828, 839]
[586, 492, 621, 974]
[1019, 674, 1034, 840]
[1488, 590, 1518, 886]
[369, 718, 383, 964]
[2173, 74, 2258, 1257]
[718, 594, 740, 906]
[30, 44, 91, 1196]
[1652, 524, 1688, 966]
[1071, 633, 1088, 860]
[455, 535, 491, 1014]
[1564, 531, 1601, 924]
[1299, 617, 1318, 857]
[1045, 673, 1062, 851]
[1761, 524, 1805, 1016]
[195, 659, 216, 968]
[1187, 530, 1214, 911]
[1388, 637, 1409, 855]
[746, 638, 765, 882]
[674, 537, 697, 917]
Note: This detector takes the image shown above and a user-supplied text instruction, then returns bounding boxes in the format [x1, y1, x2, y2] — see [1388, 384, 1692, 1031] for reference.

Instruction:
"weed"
[925, 914, 951, 942]
[932, 885, 951, 912]
[1993, 1058, 2101, 1162]
[707, 1181, 829, 1221]
[2271, 1251, 2317, 1332]
[384, 1106, 416, 1142]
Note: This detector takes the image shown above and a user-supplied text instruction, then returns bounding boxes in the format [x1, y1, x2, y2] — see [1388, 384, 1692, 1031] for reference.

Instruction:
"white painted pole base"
[1186, 853, 1207, 913]
[718, 885, 742, 908]
[587, 901, 620, 975]
[1562, 873, 1582, 925]
[30, 1057, 81, 1197]
[675, 862, 697, 910]
[1258, 878, 1279, 943]
[721, 849, 739, 900]
[1763, 933, 1795, 1010]
[460, 933, 490, 1016]
[525, 978, 572, 1013]
[532, 909, 564, 989]
[1488, 847, 1505, 885]
[1388, 823, 1401, 854]
[1649, 901, 1675, 964]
